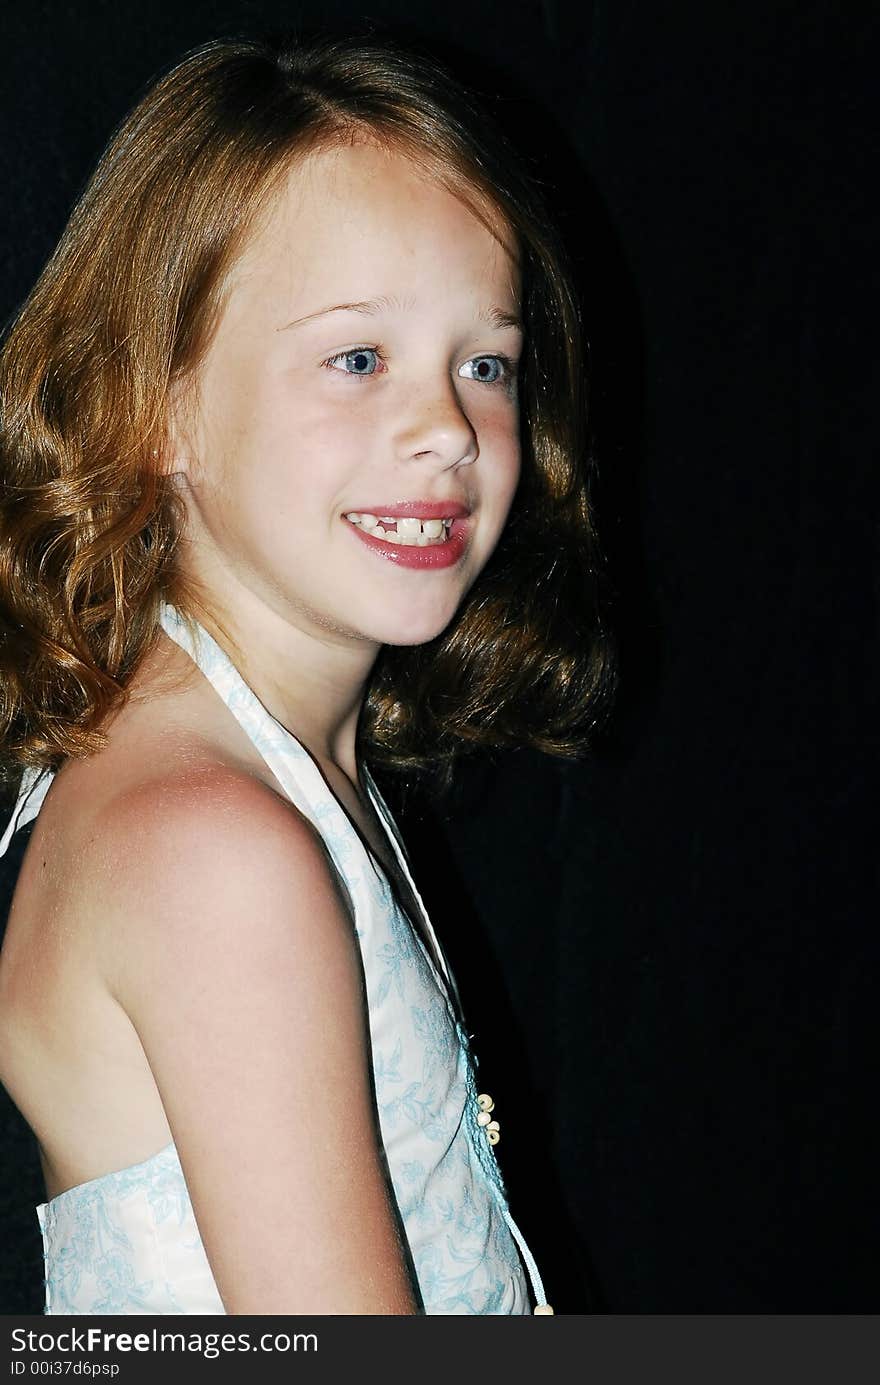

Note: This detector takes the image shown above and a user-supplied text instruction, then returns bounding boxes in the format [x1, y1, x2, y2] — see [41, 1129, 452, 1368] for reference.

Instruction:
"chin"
[368, 605, 460, 649]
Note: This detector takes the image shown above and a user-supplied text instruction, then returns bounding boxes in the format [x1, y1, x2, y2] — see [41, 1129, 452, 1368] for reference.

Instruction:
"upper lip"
[345, 500, 471, 520]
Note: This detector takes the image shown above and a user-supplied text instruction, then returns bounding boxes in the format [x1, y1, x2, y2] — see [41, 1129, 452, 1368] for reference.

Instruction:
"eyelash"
[321, 346, 519, 390]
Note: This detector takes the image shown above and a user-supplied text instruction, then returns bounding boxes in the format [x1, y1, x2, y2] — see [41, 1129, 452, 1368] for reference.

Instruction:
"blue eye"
[459, 356, 508, 384]
[327, 348, 380, 375]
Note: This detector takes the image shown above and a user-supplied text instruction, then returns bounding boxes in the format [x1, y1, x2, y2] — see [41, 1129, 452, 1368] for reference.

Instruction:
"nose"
[393, 377, 478, 471]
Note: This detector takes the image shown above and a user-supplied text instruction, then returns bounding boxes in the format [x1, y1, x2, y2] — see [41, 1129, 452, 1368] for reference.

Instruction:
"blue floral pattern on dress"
[16, 604, 540, 1315]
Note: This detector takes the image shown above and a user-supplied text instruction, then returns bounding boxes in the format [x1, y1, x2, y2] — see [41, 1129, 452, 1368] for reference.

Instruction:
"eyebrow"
[278, 295, 523, 333]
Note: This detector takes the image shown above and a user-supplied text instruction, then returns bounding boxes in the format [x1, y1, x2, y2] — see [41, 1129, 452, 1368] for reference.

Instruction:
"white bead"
[477, 1111, 491, 1126]
[533, 1304, 555, 1315]
[477, 1093, 494, 1112]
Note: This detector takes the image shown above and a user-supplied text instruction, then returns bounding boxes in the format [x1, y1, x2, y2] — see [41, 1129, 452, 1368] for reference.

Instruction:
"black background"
[1, 0, 877, 1313]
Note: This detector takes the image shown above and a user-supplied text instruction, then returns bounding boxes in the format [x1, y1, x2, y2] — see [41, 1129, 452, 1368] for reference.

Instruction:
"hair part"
[0, 32, 616, 788]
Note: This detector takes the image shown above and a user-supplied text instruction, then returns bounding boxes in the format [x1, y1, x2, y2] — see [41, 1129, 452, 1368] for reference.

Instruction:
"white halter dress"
[0, 604, 550, 1315]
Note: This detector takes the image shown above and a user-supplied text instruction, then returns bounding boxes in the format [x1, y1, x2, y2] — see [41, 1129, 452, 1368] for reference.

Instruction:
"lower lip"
[344, 518, 469, 569]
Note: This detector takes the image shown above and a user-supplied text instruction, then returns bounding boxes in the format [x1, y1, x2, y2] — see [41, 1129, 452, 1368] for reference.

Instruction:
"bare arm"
[99, 768, 420, 1315]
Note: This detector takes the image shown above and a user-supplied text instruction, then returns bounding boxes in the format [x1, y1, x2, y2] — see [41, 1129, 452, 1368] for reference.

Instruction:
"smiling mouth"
[344, 512, 455, 547]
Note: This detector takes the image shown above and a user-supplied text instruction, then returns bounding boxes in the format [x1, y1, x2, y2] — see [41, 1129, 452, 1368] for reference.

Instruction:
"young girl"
[0, 34, 612, 1315]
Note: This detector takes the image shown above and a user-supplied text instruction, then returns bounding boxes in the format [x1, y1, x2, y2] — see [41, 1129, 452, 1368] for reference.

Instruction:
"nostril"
[452, 445, 479, 468]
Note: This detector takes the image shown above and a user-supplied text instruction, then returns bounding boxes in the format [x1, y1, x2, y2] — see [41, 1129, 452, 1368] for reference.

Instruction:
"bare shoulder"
[101, 756, 336, 884]
[92, 760, 354, 993]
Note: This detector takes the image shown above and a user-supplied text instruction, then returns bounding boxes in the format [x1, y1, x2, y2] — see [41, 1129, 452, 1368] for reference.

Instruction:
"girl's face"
[172, 141, 523, 651]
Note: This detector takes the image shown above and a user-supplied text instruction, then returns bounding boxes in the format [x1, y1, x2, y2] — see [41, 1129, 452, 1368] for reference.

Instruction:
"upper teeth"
[345, 512, 453, 545]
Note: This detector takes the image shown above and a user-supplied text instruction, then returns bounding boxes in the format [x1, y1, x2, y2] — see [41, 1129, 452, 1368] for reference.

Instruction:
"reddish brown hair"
[0, 33, 615, 785]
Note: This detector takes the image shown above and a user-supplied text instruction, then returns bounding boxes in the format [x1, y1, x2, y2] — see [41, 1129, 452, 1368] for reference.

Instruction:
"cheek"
[200, 377, 357, 507]
[480, 409, 522, 511]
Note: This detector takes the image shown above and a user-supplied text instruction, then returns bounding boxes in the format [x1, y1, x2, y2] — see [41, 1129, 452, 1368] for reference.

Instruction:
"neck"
[179, 579, 380, 787]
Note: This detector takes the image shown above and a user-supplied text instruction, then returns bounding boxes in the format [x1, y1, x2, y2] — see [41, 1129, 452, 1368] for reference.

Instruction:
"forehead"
[225, 140, 520, 314]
